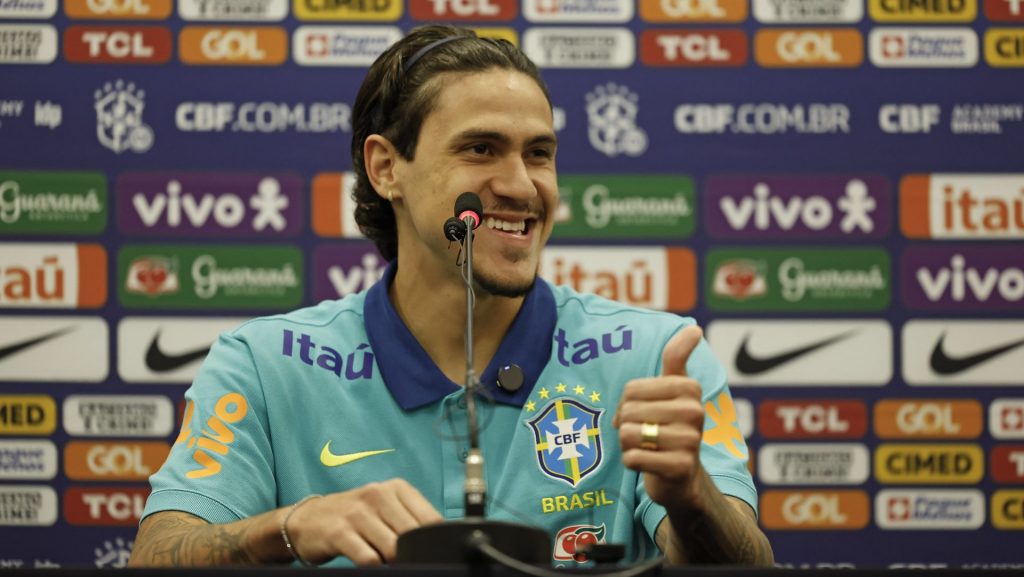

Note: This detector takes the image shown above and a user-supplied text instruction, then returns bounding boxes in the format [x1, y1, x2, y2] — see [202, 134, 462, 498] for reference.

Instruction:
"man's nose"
[489, 155, 538, 200]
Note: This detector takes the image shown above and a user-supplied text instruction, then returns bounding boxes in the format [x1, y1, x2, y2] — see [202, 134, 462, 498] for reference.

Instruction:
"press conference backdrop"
[1, 0, 1023, 569]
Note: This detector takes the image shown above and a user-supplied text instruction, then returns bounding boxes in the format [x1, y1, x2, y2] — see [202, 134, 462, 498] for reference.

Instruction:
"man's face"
[392, 68, 558, 297]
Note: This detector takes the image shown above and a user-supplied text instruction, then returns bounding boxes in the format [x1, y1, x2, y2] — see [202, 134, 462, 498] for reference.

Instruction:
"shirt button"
[457, 397, 467, 409]
[459, 449, 468, 462]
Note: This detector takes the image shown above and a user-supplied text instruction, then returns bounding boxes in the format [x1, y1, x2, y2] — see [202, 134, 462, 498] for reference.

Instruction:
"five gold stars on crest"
[524, 382, 601, 412]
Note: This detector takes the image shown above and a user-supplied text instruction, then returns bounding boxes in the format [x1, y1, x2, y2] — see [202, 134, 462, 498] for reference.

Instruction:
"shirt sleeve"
[635, 328, 759, 544]
[141, 330, 278, 524]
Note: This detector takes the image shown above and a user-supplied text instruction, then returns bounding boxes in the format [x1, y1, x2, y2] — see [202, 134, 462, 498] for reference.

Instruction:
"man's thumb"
[662, 325, 703, 377]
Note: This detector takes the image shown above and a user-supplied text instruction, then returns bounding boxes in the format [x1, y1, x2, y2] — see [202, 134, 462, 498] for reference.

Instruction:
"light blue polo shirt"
[143, 264, 756, 567]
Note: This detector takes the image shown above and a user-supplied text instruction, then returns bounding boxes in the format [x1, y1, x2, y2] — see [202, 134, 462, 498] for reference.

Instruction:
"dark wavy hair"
[350, 25, 550, 261]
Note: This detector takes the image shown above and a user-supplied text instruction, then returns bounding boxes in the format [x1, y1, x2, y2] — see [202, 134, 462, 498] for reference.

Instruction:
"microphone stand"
[395, 212, 551, 566]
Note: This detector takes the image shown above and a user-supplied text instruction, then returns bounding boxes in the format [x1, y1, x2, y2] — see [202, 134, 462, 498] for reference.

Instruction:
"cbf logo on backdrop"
[527, 397, 604, 486]
[585, 82, 647, 158]
[94, 79, 153, 154]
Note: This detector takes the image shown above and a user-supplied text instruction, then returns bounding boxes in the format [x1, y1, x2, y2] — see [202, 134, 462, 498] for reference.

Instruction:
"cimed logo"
[94, 80, 154, 154]
[585, 83, 647, 158]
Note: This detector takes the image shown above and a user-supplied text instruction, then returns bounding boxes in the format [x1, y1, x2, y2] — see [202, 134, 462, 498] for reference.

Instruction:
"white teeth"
[485, 217, 526, 233]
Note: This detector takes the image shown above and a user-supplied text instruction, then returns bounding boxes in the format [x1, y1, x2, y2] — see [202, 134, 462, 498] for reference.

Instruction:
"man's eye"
[469, 144, 490, 155]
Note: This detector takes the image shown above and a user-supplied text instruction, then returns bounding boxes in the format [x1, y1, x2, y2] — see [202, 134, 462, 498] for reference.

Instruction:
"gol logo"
[64, 0, 173, 19]
[639, 0, 748, 22]
[179, 27, 288, 65]
[761, 490, 869, 530]
[64, 441, 170, 481]
[874, 400, 982, 439]
[992, 490, 1024, 529]
[755, 29, 863, 67]
[176, 392, 249, 479]
[64, 486, 150, 526]
[875, 443, 984, 484]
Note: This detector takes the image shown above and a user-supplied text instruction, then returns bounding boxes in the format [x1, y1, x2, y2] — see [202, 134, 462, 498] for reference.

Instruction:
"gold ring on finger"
[640, 422, 659, 451]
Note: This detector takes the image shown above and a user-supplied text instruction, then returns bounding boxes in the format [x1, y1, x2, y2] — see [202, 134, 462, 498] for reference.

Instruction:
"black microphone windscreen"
[454, 192, 483, 228]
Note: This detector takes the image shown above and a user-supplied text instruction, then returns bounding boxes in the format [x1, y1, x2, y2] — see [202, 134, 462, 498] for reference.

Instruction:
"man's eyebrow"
[449, 130, 558, 148]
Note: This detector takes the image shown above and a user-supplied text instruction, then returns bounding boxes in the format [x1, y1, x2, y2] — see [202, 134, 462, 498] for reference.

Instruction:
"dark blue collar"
[365, 261, 555, 410]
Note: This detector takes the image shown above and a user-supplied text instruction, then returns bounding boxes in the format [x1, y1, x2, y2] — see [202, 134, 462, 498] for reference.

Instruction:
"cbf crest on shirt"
[527, 393, 605, 487]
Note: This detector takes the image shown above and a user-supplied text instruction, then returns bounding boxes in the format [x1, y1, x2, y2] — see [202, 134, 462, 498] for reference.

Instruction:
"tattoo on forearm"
[659, 480, 774, 566]
[130, 513, 260, 567]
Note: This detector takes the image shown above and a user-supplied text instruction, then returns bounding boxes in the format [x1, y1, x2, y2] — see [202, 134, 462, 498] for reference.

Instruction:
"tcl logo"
[640, 30, 747, 67]
[756, 29, 863, 67]
[64, 0, 172, 19]
[179, 27, 288, 65]
[761, 490, 869, 530]
[64, 487, 150, 526]
[409, 0, 516, 19]
[875, 400, 983, 439]
[991, 445, 1024, 483]
[64, 26, 172, 64]
[759, 400, 866, 439]
[64, 441, 170, 481]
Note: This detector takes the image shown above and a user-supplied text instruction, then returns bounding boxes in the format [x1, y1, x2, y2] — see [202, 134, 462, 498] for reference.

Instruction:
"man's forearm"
[128, 510, 290, 567]
[657, 470, 774, 566]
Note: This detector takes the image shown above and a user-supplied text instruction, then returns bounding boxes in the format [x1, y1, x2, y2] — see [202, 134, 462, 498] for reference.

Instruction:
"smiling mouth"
[485, 216, 531, 236]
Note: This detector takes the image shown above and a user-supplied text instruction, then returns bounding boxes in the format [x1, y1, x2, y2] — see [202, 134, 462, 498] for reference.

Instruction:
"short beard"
[476, 272, 536, 298]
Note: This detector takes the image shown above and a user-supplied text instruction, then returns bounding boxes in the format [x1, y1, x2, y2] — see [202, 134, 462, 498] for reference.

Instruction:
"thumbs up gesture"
[613, 325, 706, 509]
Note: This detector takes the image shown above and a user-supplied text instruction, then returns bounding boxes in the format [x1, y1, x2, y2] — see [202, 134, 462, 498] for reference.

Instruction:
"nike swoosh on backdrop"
[320, 441, 395, 468]
[0, 326, 76, 363]
[930, 332, 1024, 375]
[145, 331, 212, 373]
[735, 330, 859, 375]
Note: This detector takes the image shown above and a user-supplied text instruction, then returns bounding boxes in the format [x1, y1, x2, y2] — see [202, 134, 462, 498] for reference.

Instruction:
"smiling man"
[129, 25, 772, 568]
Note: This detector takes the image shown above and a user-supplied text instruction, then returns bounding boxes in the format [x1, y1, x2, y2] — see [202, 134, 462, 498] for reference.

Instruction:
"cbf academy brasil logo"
[526, 386, 605, 487]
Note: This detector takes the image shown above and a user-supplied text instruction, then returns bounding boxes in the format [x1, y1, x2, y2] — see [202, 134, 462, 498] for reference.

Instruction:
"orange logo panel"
[874, 399, 983, 439]
[180, 27, 288, 66]
[755, 29, 863, 68]
[761, 490, 870, 530]
[640, 0, 747, 22]
[65, 0, 172, 19]
[65, 441, 170, 481]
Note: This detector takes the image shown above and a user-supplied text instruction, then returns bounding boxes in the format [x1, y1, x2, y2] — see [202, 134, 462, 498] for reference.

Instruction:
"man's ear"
[364, 134, 400, 201]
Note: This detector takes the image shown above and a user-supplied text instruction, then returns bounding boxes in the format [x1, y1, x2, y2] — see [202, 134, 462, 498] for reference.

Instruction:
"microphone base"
[396, 518, 551, 565]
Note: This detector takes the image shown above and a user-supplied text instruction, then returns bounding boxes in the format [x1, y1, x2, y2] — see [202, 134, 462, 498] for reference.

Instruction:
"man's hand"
[129, 478, 443, 567]
[613, 325, 705, 511]
[284, 479, 443, 565]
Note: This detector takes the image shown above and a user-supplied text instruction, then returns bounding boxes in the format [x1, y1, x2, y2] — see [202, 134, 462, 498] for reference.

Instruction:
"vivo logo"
[917, 255, 1023, 302]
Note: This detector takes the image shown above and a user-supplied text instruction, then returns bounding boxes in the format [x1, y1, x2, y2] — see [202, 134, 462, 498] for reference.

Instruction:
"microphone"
[443, 217, 466, 242]
[455, 192, 482, 231]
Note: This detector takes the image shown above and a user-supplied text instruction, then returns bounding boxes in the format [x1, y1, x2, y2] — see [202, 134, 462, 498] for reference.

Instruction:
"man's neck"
[389, 258, 525, 385]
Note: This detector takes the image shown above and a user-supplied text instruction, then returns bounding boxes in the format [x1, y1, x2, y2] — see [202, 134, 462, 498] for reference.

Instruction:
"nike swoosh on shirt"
[145, 331, 212, 373]
[320, 441, 394, 468]
[930, 332, 1024, 375]
[735, 330, 859, 375]
[0, 327, 76, 363]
